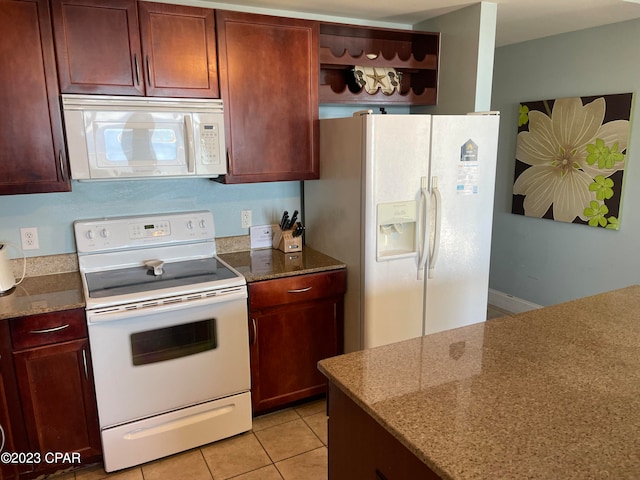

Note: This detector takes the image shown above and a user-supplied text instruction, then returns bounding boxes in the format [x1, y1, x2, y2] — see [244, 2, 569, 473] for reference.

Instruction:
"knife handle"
[286, 210, 298, 230]
[279, 210, 289, 229]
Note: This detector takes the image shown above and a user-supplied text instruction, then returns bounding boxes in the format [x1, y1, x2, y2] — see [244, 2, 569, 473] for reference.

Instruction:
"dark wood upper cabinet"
[51, 0, 219, 98]
[51, 0, 144, 95]
[215, 10, 319, 183]
[0, 0, 70, 195]
[138, 2, 218, 98]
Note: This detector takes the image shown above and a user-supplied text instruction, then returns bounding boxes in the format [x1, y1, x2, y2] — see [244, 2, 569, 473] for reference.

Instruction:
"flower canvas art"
[512, 93, 633, 229]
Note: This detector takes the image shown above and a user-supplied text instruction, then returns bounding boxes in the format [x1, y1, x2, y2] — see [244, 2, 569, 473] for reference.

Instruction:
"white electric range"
[74, 210, 251, 472]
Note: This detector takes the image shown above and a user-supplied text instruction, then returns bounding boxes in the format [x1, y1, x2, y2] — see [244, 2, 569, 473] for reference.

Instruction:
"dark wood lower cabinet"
[248, 270, 346, 414]
[13, 339, 102, 474]
[327, 382, 441, 480]
[0, 373, 23, 480]
[8, 309, 101, 478]
[0, 323, 30, 480]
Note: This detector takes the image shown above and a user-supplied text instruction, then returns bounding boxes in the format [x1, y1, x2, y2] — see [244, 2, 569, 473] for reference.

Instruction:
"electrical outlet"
[20, 227, 40, 250]
[241, 210, 252, 229]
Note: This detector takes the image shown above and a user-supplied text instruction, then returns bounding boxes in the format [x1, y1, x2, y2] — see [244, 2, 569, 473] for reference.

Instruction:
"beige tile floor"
[51, 307, 511, 480]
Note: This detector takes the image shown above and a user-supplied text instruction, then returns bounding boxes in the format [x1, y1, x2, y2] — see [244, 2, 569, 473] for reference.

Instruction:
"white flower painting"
[512, 93, 633, 229]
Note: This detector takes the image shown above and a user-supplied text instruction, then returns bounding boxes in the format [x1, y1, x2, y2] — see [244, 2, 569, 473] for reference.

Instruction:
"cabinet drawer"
[249, 269, 346, 310]
[10, 308, 87, 350]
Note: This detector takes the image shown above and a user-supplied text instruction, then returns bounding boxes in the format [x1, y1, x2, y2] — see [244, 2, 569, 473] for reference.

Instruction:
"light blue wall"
[490, 18, 640, 306]
[0, 180, 301, 257]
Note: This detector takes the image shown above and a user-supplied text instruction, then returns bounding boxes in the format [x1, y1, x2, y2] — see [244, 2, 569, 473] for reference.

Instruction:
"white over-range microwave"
[62, 95, 226, 180]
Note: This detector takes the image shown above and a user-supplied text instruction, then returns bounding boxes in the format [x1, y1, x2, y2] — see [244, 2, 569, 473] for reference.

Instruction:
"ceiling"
[210, 0, 640, 46]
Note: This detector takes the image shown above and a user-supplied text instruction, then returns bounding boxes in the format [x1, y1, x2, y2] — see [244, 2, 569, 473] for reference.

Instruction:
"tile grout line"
[301, 415, 327, 446]
[197, 447, 215, 480]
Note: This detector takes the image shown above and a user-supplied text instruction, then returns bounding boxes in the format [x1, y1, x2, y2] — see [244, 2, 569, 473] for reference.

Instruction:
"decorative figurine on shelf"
[352, 66, 401, 94]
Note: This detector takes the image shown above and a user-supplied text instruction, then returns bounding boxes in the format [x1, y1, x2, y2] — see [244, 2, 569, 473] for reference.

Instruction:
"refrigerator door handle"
[428, 176, 442, 279]
[417, 176, 429, 280]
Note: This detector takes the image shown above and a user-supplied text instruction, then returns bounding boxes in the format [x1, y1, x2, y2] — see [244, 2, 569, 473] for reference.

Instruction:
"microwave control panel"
[200, 124, 221, 165]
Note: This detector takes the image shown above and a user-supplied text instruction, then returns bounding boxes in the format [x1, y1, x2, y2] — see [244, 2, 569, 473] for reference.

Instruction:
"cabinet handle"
[184, 115, 195, 173]
[375, 469, 389, 480]
[146, 55, 151, 87]
[29, 324, 69, 334]
[226, 149, 232, 175]
[59, 150, 67, 181]
[287, 287, 312, 293]
[251, 318, 257, 345]
[0, 424, 5, 454]
[133, 54, 140, 86]
[82, 349, 88, 380]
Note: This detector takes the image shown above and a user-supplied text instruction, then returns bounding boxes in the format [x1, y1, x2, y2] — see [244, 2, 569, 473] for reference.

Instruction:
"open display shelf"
[319, 23, 439, 105]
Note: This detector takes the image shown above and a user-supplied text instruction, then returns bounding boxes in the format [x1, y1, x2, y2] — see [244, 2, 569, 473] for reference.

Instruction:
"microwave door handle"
[184, 115, 196, 173]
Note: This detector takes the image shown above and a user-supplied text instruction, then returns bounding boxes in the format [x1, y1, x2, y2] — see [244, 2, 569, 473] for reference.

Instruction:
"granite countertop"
[319, 285, 640, 480]
[219, 247, 346, 282]
[0, 247, 345, 320]
[0, 272, 84, 320]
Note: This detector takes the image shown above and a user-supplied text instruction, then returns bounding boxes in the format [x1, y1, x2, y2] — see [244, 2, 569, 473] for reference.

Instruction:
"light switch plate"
[250, 224, 274, 249]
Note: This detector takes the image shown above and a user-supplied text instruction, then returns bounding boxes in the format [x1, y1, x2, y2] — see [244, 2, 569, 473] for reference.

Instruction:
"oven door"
[86, 289, 250, 429]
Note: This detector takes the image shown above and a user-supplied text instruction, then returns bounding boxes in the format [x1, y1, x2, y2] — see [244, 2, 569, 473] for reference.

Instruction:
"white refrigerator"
[304, 112, 500, 352]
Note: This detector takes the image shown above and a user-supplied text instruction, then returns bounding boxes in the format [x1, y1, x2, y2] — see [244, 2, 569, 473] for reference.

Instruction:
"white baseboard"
[488, 289, 543, 314]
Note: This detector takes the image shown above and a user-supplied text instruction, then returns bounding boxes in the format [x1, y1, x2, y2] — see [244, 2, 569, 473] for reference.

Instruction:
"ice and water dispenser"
[376, 200, 417, 260]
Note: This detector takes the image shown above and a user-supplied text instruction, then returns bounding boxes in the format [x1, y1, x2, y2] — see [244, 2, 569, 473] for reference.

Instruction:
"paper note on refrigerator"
[456, 139, 479, 195]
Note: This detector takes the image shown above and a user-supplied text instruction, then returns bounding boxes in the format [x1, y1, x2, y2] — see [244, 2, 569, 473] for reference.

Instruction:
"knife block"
[272, 226, 303, 253]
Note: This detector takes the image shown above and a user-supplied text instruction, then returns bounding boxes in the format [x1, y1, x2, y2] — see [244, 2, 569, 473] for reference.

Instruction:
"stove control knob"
[187, 220, 194, 230]
[99, 228, 110, 238]
[85, 230, 95, 240]
[199, 219, 206, 229]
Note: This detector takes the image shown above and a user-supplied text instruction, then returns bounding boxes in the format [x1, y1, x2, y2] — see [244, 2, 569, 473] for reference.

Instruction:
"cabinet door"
[250, 299, 340, 413]
[14, 339, 101, 473]
[216, 11, 319, 183]
[138, 2, 219, 98]
[0, 322, 31, 480]
[0, 0, 70, 194]
[51, 0, 144, 95]
[0, 373, 21, 480]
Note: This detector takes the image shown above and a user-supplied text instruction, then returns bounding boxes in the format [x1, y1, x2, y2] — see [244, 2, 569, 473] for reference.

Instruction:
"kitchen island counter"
[319, 285, 640, 479]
